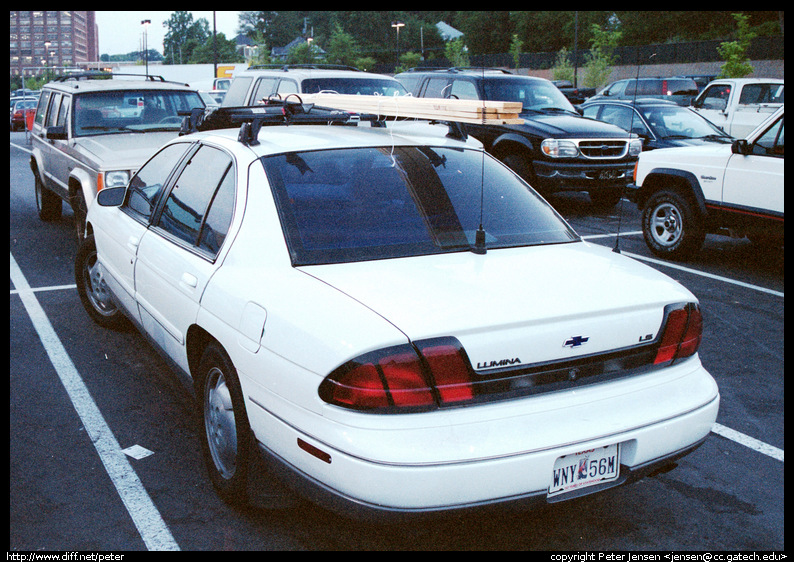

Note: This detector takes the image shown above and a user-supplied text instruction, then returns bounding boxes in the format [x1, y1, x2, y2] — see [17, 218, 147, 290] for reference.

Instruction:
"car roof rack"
[50, 72, 189, 85]
[402, 67, 514, 75]
[180, 97, 384, 146]
[181, 93, 523, 146]
[246, 64, 362, 72]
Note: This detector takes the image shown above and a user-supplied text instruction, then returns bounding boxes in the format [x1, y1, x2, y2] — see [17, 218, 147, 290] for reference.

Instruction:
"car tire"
[642, 190, 704, 259]
[75, 234, 131, 331]
[197, 342, 251, 505]
[35, 175, 62, 222]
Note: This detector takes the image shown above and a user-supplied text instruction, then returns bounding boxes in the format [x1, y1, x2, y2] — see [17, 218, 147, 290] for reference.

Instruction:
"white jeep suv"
[632, 106, 783, 259]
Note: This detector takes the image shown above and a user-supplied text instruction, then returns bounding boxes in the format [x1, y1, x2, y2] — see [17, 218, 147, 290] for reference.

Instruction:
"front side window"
[300, 78, 407, 96]
[157, 145, 235, 255]
[126, 143, 192, 221]
[34, 89, 51, 126]
[482, 78, 575, 112]
[264, 146, 577, 265]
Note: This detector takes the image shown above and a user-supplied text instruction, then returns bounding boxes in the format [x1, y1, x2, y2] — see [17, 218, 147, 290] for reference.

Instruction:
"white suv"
[632, 106, 784, 259]
[29, 73, 204, 240]
[221, 64, 406, 107]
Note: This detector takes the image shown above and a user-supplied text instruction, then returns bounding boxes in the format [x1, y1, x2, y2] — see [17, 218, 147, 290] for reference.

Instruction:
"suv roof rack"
[51, 72, 188, 85]
[246, 64, 362, 72]
[402, 67, 514, 75]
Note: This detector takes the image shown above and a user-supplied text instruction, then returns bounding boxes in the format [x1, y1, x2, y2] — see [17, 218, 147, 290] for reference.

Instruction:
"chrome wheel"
[204, 367, 238, 480]
[648, 201, 683, 249]
[83, 254, 117, 317]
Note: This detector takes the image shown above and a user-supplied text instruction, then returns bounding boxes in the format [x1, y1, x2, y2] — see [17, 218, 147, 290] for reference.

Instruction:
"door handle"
[126, 236, 139, 251]
[180, 272, 198, 288]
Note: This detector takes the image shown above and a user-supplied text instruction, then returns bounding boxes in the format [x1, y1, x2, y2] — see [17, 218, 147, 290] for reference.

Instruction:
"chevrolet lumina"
[75, 103, 719, 518]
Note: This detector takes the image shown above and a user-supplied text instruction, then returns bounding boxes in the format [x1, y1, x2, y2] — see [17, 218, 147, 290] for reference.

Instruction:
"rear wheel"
[35, 175, 62, 221]
[197, 342, 251, 505]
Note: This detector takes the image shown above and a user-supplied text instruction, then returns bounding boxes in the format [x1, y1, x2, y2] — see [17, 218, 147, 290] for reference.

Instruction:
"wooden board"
[298, 93, 523, 125]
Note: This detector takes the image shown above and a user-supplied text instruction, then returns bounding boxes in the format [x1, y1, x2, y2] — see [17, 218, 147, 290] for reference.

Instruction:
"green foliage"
[717, 13, 756, 78]
[582, 24, 621, 89]
[509, 34, 523, 71]
[396, 51, 422, 73]
[551, 48, 574, 82]
[445, 38, 470, 68]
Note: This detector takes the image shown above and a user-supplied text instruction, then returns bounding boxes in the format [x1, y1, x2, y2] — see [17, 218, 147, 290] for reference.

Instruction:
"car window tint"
[56, 95, 70, 128]
[198, 165, 235, 254]
[264, 146, 577, 265]
[450, 80, 478, 100]
[158, 145, 234, 249]
[424, 77, 452, 98]
[751, 116, 784, 157]
[126, 143, 192, 221]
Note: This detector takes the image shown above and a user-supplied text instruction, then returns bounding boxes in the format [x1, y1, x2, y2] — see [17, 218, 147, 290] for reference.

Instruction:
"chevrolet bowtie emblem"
[563, 335, 589, 348]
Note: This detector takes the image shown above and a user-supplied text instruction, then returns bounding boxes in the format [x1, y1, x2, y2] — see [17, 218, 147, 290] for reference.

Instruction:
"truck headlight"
[541, 139, 579, 158]
[628, 139, 642, 157]
[103, 171, 131, 189]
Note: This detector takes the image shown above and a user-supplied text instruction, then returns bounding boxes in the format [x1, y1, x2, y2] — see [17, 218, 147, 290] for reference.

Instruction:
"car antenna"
[472, 67, 487, 255]
[614, 50, 655, 254]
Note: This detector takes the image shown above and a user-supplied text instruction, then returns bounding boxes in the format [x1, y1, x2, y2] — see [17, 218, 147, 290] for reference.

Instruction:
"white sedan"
[76, 106, 719, 518]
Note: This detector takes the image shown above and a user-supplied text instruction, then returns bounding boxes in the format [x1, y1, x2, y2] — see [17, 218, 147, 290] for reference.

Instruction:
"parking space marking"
[712, 423, 784, 462]
[10, 252, 180, 551]
[10, 283, 76, 295]
[581, 233, 783, 298]
[10, 140, 33, 155]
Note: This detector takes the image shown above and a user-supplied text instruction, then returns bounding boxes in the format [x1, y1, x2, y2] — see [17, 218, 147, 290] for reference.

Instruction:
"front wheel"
[197, 343, 251, 505]
[642, 190, 704, 259]
[75, 235, 130, 331]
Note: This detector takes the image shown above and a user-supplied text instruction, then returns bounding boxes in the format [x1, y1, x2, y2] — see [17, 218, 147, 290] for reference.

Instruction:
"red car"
[10, 99, 37, 131]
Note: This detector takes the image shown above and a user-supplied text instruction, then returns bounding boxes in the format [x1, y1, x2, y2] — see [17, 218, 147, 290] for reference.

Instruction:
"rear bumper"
[245, 360, 719, 520]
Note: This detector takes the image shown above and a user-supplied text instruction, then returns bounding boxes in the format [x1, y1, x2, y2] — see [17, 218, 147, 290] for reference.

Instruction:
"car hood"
[301, 242, 694, 369]
[517, 110, 631, 138]
[74, 131, 181, 170]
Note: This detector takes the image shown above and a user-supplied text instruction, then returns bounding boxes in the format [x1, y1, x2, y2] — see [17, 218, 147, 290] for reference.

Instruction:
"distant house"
[271, 37, 326, 61]
[435, 21, 463, 41]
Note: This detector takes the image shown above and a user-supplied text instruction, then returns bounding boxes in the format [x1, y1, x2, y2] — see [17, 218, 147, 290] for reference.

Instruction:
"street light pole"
[141, 19, 151, 76]
[391, 21, 405, 70]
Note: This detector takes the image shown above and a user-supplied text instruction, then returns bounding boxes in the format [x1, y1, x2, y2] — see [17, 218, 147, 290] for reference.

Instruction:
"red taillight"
[654, 303, 702, 365]
[319, 338, 475, 412]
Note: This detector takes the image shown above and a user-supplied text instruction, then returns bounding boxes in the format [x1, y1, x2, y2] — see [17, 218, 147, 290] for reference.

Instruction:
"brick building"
[10, 11, 99, 77]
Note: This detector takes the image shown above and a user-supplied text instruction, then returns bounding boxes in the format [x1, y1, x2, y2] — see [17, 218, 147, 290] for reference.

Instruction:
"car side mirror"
[96, 186, 126, 207]
[731, 139, 751, 155]
[45, 126, 67, 140]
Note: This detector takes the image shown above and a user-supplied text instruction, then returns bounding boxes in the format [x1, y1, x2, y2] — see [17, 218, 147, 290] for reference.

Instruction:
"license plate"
[548, 444, 620, 498]
[599, 169, 620, 180]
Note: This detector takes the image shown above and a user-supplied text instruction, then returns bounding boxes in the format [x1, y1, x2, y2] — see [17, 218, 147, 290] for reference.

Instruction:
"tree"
[551, 47, 575, 82]
[189, 33, 245, 64]
[582, 24, 621, 89]
[445, 38, 469, 67]
[509, 34, 523, 72]
[163, 11, 210, 65]
[717, 13, 756, 78]
[326, 24, 360, 67]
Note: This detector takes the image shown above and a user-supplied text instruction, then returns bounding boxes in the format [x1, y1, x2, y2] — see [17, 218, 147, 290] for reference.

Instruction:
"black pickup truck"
[552, 80, 596, 105]
[394, 68, 641, 207]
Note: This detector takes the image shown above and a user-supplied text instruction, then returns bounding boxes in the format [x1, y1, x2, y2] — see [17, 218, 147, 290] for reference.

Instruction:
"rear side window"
[34, 90, 51, 126]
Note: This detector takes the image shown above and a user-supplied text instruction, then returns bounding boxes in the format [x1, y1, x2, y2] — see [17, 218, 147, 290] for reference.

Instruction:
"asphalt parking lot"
[10, 130, 783, 551]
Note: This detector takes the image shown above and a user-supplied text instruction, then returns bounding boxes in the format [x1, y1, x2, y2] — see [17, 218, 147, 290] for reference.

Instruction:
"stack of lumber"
[299, 93, 523, 125]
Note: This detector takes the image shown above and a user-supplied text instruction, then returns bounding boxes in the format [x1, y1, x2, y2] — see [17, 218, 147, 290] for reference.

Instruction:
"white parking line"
[581, 232, 784, 298]
[712, 423, 784, 462]
[10, 253, 180, 551]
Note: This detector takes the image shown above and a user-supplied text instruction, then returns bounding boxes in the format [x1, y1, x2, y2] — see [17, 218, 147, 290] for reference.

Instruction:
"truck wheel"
[642, 190, 704, 259]
[35, 175, 62, 221]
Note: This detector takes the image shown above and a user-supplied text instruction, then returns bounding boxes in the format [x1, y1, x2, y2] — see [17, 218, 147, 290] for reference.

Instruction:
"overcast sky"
[95, 11, 241, 57]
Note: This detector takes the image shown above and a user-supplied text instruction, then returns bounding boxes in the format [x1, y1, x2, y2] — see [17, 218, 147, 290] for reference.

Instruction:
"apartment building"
[10, 11, 99, 76]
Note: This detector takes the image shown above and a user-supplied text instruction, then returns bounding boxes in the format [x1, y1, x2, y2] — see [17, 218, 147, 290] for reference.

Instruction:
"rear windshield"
[263, 146, 577, 265]
[73, 89, 204, 136]
[300, 78, 407, 96]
